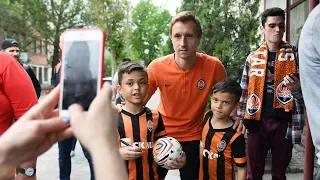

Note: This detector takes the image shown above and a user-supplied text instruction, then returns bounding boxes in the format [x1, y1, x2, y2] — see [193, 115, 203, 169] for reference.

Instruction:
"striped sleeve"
[231, 134, 247, 167]
[154, 112, 166, 139]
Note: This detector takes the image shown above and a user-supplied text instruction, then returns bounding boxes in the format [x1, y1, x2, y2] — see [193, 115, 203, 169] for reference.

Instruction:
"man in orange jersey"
[145, 11, 227, 180]
[117, 62, 186, 180]
[200, 79, 246, 180]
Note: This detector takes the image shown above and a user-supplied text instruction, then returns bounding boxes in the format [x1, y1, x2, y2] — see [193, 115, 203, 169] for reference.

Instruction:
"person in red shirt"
[0, 52, 37, 179]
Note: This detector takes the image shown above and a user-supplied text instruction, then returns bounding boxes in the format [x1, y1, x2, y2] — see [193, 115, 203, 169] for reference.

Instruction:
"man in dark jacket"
[1, 39, 41, 98]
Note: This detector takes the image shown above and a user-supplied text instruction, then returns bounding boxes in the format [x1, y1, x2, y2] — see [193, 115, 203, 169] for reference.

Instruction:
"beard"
[13, 55, 20, 62]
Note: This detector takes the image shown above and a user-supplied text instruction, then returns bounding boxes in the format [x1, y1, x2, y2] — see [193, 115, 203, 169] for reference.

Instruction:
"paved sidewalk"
[35, 142, 305, 180]
[35, 91, 315, 179]
[36, 142, 180, 180]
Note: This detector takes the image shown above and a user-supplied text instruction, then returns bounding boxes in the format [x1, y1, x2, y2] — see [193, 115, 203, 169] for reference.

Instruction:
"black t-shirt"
[262, 50, 292, 121]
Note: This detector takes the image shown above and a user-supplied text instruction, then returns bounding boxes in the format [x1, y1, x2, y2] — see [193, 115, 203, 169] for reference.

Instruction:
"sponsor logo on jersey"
[197, 79, 205, 90]
[202, 149, 219, 159]
[147, 120, 153, 132]
[120, 138, 153, 149]
[132, 141, 153, 149]
[217, 140, 227, 152]
[276, 81, 293, 105]
[246, 93, 261, 116]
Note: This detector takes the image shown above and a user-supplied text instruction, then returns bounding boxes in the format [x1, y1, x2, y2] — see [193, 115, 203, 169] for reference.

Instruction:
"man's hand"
[232, 117, 246, 134]
[166, 151, 186, 170]
[283, 74, 300, 92]
[119, 146, 142, 160]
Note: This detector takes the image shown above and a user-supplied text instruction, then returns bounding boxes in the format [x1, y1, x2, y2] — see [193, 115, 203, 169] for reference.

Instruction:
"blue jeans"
[71, 137, 77, 151]
[58, 137, 95, 180]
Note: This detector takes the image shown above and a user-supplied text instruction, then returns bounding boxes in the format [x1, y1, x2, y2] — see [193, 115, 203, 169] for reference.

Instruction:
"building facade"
[0, 29, 52, 86]
[261, 0, 319, 46]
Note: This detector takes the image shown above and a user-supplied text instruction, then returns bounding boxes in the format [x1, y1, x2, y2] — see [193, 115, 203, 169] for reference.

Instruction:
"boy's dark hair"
[118, 62, 147, 84]
[261, 7, 285, 27]
[122, 58, 131, 63]
[212, 79, 242, 103]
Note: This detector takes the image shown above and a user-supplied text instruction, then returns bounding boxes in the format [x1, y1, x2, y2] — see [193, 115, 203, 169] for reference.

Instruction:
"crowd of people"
[0, 4, 320, 180]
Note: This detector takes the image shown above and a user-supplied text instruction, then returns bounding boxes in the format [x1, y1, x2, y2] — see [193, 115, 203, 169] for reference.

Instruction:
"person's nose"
[180, 36, 187, 46]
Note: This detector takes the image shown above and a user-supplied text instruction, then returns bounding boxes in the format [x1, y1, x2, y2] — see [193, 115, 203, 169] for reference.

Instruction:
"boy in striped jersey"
[117, 62, 186, 180]
[200, 79, 246, 180]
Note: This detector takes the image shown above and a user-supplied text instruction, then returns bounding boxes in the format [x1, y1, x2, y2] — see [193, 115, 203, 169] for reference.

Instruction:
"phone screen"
[62, 40, 102, 111]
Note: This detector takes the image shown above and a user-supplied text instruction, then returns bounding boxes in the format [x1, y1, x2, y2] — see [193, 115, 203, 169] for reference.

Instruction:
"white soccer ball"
[153, 136, 183, 169]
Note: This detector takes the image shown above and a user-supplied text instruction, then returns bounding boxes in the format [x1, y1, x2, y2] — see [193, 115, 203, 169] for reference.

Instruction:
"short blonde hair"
[169, 11, 202, 38]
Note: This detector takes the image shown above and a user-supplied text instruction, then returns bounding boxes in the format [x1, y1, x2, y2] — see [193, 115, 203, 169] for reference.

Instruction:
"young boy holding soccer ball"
[200, 79, 247, 180]
[116, 61, 186, 180]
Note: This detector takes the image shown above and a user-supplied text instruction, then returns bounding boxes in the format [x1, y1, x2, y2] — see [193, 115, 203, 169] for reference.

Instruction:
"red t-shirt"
[0, 52, 37, 135]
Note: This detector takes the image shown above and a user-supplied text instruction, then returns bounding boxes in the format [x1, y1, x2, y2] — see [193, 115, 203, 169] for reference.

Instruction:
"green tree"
[131, 0, 172, 65]
[23, 0, 87, 81]
[180, 0, 261, 79]
[0, 0, 39, 52]
[86, 0, 130, 76]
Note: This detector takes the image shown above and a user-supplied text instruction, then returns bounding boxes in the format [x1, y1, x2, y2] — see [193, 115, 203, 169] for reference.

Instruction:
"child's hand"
[119, 146, 142, 160]
[166, 151, 186, 170]
[116, 102, 125, 112]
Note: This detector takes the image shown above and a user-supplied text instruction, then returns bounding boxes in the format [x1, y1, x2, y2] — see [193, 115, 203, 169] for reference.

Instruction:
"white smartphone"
[59, 28, 106, 119]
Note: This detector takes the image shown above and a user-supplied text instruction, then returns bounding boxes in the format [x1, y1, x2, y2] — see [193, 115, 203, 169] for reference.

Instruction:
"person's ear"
[117, 84, 122, 94]
[260, 25, 265, 34]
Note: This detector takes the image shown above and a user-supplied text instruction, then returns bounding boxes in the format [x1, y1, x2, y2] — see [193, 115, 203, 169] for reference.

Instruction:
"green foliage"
[86, 0, 130, 76]
[180, 0, 261, 80]
[131, 0, 172, 65]
[22, 0, 87, 83]
[0, 0, 39, 51]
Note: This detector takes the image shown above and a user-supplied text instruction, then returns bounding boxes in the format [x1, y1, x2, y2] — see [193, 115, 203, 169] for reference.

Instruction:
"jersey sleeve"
[231, 134, 247, 167]
[154, 112, 166, 140]
[3, 61, 38, 120]
[147, 62, 158, 97]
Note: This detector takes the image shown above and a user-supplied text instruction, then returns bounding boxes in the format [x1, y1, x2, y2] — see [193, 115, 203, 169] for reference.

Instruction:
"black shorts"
[157, 140, 200, 180]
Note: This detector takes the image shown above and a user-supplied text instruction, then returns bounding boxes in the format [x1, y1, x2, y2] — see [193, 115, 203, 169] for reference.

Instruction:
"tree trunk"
[51, 38, 60, 85]
[110, 47, 117, 77]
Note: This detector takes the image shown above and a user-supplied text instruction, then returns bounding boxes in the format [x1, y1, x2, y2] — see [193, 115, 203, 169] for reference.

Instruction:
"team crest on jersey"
[217, 140, 227, 152]
[246, 93, 261, 116]
[147, 120, 153, 132]
[197, 79, 205, 90]
[276, 81, 293, 105]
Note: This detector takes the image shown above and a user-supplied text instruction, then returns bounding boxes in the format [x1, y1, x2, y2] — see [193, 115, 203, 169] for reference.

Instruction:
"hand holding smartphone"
[59, 29, 106, 119]
[289, 73, 300, 80]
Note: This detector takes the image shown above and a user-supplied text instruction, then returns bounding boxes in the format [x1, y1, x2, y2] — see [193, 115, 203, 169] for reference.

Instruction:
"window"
[34, 40, 37, 53]
[265, 0, 286, 10]
[39, 67, 43, 84]
[43, 41, 47, 55]
[4, 30, 8, 39]
[37, 40, 42, 54]
[290, 0, 309, 46]
[44, 67, 48, 81]
[291, 0, 302, 4]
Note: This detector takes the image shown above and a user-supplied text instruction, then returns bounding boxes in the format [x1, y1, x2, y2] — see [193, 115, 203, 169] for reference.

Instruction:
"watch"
[16, 167, 36, 177]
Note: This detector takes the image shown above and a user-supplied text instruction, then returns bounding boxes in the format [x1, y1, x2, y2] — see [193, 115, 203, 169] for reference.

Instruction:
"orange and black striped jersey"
[118, 107, 167, 180]
[199, 111, 247, 180]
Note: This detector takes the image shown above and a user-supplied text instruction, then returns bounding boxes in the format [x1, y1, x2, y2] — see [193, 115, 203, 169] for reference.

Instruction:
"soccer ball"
[153, 136, 183, 169]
